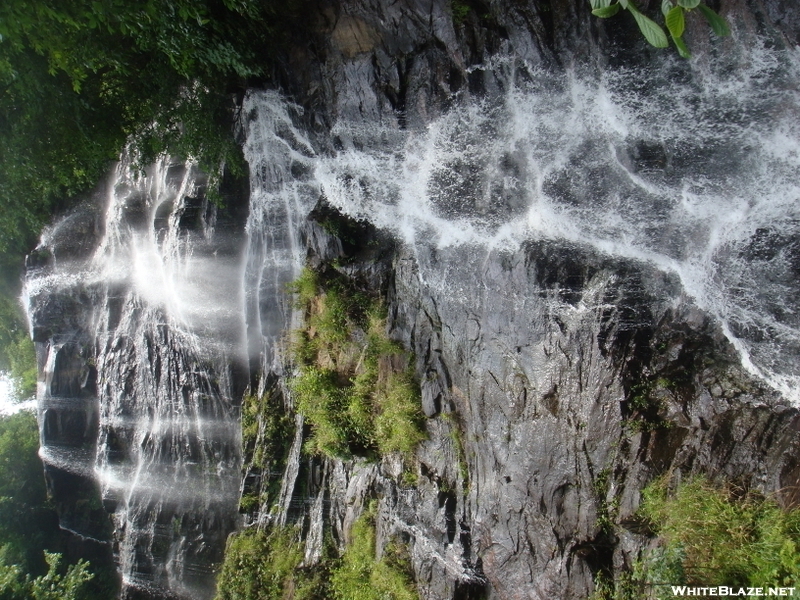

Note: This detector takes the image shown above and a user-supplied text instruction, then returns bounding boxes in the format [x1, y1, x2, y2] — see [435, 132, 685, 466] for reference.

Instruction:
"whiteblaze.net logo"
[670, 587, 797, 597]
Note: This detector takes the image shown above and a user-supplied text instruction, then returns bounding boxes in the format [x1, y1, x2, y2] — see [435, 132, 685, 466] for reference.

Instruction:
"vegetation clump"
[288, 268, 425, 460]
[640, 476, 800, 588]
[214, 525, 326, 600]
[330, 504, 418, 600]
[0, 0, 301, 257]
[0, 411, 116, 599]
[239, 387, 294, 514]
[0, 552, 94, 600]
[0, 296, 36, 401]
[594, 476, 800, 599]
[214, 504, 419, 600]
[589, 0, 729, 58]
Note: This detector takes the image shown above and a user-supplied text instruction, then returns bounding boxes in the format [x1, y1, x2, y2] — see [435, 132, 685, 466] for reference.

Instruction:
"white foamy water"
[26, 156, 246, 599]
[305, 46, 800, 402]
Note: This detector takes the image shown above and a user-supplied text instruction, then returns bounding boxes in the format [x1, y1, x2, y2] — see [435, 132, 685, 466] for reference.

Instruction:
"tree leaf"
[619, 0, 629, 9]
[661, 0, 673, 16]
[697, 4, 730, 36]
[590, 0, 612, 9]
[665, 6, 685, 38]
[672, 33, 691, 58]
[593, 4, 621, 18]
[628, 4, 669, 48]
[677, 0, 700, 8]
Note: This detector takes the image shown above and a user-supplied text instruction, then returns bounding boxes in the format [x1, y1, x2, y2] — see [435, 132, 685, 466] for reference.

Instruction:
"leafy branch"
[589, 0, 730, 57]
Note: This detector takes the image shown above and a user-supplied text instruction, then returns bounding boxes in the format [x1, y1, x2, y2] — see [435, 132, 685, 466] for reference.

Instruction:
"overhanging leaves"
[628, 4, 669, 48]
[593, 3, 621, 18]
[698, 3, 730, 36]
[665, 6, 685, 38]
[672, 33, 691, 58]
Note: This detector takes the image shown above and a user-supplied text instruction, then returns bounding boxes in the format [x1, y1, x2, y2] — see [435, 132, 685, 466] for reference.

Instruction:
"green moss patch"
[288, 269, 425, 459]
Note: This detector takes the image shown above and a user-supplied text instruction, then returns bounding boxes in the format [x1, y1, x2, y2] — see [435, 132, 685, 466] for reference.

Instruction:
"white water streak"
[308, 45, 800, 402]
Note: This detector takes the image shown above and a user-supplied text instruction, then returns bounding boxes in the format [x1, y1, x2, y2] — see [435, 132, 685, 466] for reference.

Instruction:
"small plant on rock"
[589, 0, 729, 58]
[288, 269, 425, 460]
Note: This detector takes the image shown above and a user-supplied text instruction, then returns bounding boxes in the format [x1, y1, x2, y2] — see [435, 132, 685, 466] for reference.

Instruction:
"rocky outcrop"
[238, 0, 800, 598]
[264, 205, 799, 599]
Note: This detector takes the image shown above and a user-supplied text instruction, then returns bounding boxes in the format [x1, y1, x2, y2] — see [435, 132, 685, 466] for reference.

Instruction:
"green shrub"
[374, 371, 425, 456]
[214, 513, 418, 600]
[7, 332, 36, 400]
[292, 367, 356, 457]
[330, 505, 418, 600]
[287, 270, 425, 460]
[638, 476, 800, 590]
[214, 526, 306, 600]
[451, 0, 471, 23]
[0, 295, 36, 401]
[0, 552, 94, 600]
[241, 391, 293, 471]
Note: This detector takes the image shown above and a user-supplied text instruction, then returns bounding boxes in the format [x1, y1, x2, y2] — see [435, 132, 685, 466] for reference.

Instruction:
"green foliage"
[623, 377, 675, 433]
[451, 0, 471, 24]
[0, 0, 301, 271]
[239, 388, 295, 516]
[0, 412, 46, 506]
[0, 295, 36, 402]
[593, 477, 800, 598]
[0, 413, 115, 599]
[627, 2, 669, 48]
[0, 552, 94, 600]
[6, 334, 36, 400]
[241, 390, 292, 473]
[238, 493, 259, 514]
[214, 512, 418, 600]
[293, 367, 357, 457]
[374, 370, 425, 456]
[288, 268, 321, 311]
[639, 476, 800, 588]
[213, 526, 310, 600]
[593, 467, 620, 537]
[288, 270, 424, 460]
[589, 0, 729, 57]
[330, 505, 418, 600]
[0, 412, 53, 572]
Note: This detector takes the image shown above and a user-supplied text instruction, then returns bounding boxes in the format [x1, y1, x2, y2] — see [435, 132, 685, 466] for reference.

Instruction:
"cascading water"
[22, 8, 800, 598]
[239, 92, 321, 526]
[26, 158, 247, 599]
[307, 44, 800, 404]
[241, 91, 318, 381]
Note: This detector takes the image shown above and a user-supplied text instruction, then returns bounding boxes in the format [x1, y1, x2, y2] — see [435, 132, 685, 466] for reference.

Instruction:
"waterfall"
[26, 158, 247, 599]
[241, 91, 318, 383]
[307, 46, 800, 404]
[21, 10, 800, 598]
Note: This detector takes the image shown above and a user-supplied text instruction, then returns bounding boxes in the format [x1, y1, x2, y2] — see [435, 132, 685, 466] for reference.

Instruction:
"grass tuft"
[288, 269, 425, 460]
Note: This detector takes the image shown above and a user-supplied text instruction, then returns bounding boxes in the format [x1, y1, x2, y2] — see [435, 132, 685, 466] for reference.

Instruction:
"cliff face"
[27, 0, 800, 598]
[244, 0, 800, 597]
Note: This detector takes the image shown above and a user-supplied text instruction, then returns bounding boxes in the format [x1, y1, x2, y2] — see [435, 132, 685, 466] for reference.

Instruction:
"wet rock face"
[390, 241, 800, 598]
[259, 2, 800, 598]
[294, 213, 800, 599]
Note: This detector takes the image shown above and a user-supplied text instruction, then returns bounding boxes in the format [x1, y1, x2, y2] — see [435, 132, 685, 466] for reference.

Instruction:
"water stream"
[27, 158, 246, 598]
[309, 46, 800, 403]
